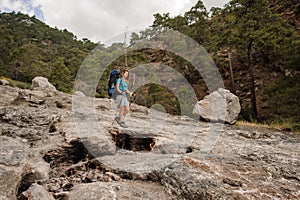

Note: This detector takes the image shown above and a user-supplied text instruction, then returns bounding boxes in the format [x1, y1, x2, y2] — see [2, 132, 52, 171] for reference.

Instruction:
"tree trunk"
[123, 26, 129, 68]
[228, 52, 235, 94]
[247, 40, 258, 120]
[13, 62, 21, 80]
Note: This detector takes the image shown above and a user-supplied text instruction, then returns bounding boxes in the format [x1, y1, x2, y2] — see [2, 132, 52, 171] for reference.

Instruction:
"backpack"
[108, 69, 120, 99]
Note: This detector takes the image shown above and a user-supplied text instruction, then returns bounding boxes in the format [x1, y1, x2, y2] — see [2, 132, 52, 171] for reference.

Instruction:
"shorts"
[115, 95, 129, 107]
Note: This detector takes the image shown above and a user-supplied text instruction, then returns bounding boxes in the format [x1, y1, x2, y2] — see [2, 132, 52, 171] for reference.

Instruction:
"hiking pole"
[123, 26, 129, 68]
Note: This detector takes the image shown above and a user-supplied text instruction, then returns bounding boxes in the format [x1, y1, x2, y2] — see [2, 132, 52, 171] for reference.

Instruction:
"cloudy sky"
[1, 0, 230, 45]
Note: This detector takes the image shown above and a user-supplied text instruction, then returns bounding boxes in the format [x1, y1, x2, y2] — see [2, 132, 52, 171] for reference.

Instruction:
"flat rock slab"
[68, 181, 176, 200]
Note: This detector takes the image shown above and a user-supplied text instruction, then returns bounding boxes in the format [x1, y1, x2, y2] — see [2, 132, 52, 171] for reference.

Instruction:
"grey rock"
[28, 161, 50, 181]
[105, 171, 121, 181]
[0, 86, 20, 106]
[81, 136, 116, 157]
[130, 103, 149, 113]
[68, 182, 175, 200]
[0, 165, 21, 200]
[31, 77, 56, 91]
[193, 88, 241, 124]
[0, 79, 9, 85]
[0, 136, 29, 166]
[22, 183, 55, 200]
[74, 91, 86, 97]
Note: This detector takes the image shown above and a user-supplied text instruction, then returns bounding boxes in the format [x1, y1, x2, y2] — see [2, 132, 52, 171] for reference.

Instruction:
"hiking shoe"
[119, 121, 128, 128]
[115, 116, 120, 123]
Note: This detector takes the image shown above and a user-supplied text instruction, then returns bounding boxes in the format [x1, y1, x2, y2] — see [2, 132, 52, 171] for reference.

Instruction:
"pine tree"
[222, 0, 294, 120]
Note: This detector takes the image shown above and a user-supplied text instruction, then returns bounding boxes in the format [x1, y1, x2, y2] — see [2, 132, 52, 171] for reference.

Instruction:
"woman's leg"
[124, 106, 130, 117]
[120, 106, 130, 121]
[119, 106, 125, 121]
[120, 97, 130, 121]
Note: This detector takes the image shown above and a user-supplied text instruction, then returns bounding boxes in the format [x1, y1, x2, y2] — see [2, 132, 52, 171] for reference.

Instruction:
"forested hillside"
[0, 0, 299, 127]
[0, 11, 97, 92]
[269, 0, 300, 34]
[128, 0, 300, 125]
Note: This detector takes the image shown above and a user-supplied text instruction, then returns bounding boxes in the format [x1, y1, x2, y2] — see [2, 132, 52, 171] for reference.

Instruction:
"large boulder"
[31, 77, 56, 91]
[193, 88, 241, 124]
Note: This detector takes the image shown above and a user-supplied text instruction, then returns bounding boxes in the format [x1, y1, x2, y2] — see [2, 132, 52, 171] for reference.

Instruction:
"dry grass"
[0, 76, 31, 89]
[236, 120, 300, 133]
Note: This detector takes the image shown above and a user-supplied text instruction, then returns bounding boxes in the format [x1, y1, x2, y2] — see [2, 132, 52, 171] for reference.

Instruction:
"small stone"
[105, 172, 121, 181]
[103, 174, 113, 182]
[74, 91, 85, 97]
[223, 178, 243, 187]
[22, 183, 55, 200]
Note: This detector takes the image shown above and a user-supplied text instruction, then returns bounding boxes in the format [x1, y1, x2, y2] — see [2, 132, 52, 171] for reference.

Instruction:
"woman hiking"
[114, 69, 135, 128]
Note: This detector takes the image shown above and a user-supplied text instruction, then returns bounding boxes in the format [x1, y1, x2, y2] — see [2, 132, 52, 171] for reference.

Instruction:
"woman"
[115, 69, 135, 128]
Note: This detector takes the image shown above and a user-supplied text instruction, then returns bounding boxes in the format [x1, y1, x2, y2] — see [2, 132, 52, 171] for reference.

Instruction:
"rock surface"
[193, 88, 241, 124]
[68, 181, 176, 200]
[0, 85, 299, 200]
[22, 183, 55, 200]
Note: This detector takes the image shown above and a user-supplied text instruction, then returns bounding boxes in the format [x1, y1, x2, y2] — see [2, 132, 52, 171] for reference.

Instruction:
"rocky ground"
[0, 85, 299, 200]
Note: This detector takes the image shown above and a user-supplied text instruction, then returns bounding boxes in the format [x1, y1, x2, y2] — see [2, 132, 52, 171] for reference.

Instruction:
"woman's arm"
[116, 79, 126, 94]
[116, 79, 122, 94]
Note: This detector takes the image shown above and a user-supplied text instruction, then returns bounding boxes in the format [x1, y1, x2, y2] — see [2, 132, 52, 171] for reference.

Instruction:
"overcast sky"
[1, 0, 230, 45]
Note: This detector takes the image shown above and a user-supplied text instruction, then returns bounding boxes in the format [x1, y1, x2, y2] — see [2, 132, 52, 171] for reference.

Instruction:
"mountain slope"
[0, 12, 97, 92]
[269, 0, 300, 34]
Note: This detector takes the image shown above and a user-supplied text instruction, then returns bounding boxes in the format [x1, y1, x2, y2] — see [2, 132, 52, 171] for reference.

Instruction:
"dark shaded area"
[16, 173, 35, 200]
[43, 140, 94, 168]
[115, 132, 155, 152]
[41, 140, 107, 198]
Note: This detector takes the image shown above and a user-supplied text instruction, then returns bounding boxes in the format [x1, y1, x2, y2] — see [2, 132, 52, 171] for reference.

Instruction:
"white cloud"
[32, 0, 200, 43]
[2, 0, 230, 45]
[1, 0, 35, 16]
[203, 0, 229, 11]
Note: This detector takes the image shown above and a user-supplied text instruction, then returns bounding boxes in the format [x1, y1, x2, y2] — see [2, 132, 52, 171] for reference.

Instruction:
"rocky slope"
[269, 0, 300, 34]
[0, 85, 299, 199]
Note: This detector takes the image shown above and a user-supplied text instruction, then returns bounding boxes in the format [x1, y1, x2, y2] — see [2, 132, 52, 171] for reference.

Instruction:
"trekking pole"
[123, 26, 129, 68]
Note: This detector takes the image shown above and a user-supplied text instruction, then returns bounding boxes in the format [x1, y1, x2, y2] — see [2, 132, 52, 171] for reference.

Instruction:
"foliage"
[135, 83, 180, 115]
[262, 75, 300, 123]
[0, 11, 98, 92]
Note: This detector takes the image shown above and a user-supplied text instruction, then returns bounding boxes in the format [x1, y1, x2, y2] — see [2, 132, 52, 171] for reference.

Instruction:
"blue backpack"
[108, 69, 120, 98]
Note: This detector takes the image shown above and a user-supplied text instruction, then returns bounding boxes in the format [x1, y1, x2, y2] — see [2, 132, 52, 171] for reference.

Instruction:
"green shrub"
[292, 123, 300, 132]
